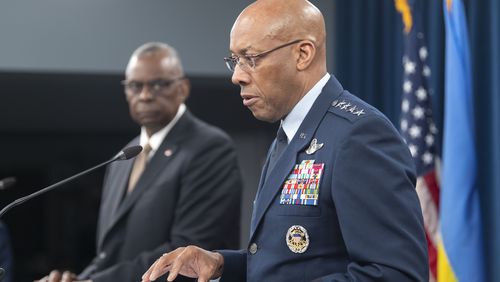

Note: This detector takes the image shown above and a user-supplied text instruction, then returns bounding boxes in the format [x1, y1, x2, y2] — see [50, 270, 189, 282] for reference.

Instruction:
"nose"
[231, 64, 250, 86]
[138, 86, 154, 101]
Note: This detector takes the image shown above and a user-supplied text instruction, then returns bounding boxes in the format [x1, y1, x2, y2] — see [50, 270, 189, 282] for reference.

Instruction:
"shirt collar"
[139, 103, 186, 155]
[281, 73, 331, 143]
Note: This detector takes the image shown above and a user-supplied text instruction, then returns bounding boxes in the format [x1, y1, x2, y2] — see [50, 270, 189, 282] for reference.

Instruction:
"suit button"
[99, 252, 106, 259]
[248, 243, 258, 254]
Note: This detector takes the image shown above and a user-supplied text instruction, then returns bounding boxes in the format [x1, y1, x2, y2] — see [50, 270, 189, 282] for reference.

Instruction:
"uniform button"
[99, 252, 107, 259]
[248, 243, 258, 254]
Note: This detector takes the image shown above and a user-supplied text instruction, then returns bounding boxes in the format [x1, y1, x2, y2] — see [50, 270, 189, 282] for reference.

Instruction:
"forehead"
[126, 54, 176, 79]
[230, 18, 272, 54]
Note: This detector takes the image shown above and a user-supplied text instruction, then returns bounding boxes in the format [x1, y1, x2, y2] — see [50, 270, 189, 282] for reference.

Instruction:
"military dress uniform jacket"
[220, 77, 428, 282]
[79, 110, 242, 282]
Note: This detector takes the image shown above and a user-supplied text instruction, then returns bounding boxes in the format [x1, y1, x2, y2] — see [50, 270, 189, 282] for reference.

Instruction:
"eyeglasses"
[122, 77, 184, 96]
[224, 39, 304, 72]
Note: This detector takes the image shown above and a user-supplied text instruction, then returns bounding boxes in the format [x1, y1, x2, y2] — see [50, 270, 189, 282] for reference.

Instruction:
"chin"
[251, 111, 279, 123]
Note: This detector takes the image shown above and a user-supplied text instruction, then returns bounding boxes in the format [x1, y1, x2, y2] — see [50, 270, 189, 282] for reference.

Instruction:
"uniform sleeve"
[219, 249, 247, 282]
[314, 115, 428, 281]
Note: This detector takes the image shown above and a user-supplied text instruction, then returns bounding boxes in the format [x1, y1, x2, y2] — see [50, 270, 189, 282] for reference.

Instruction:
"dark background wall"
[0, 1, 334, 280]
[0, 0, 334, 75]
[0, 72, 275, 279]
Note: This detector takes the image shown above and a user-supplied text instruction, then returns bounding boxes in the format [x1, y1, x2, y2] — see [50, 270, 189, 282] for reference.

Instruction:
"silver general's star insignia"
[333, 100, 366, 116]
[305, 138, 324, 155]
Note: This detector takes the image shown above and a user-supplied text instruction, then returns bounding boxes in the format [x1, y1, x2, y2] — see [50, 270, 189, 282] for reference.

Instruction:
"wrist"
[212, 252, 224, 279]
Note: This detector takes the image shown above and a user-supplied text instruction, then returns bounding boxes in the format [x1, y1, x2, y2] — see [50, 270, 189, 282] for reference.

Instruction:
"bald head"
[126, 42, 184, 78]
[228, 0, 328, 122]
[232, 0, 326, 54]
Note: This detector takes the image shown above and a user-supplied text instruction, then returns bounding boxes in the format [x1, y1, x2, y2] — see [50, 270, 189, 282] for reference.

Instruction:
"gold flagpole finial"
[446, 0, 453, 11]
[394, 0, 413, 34]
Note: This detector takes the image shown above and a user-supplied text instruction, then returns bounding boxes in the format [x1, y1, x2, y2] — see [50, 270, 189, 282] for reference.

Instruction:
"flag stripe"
[437, 241, 457, 282]
[423, 171, 440, 208]
[416, 178, 439, 245]
[425, 231, 437, 279]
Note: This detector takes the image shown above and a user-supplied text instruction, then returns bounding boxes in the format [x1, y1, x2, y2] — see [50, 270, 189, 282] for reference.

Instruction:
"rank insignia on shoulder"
[306, 138, 324, 155]
[331, 99, 366, 116]
[286, 225, 309, 254]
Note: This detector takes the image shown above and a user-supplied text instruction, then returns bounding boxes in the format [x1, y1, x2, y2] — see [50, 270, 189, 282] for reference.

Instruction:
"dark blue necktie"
[267, 125, 288, 173]
[251, 125, 288, 233]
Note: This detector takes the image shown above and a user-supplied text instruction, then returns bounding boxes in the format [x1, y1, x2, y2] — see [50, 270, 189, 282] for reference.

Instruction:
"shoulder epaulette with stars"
[328, 98, 368, 122]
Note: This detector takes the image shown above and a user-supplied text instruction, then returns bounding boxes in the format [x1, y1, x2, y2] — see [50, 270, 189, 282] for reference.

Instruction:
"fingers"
[35, 276, 48, 282]
[151, 253, 175, 281]
[61, 271, 77, 282]
[142, 250, 178, 282]
[142, 246, 222, 282]
[166, 251, 186, 282]
[165, 246, 220, 281]
[48, 270, 62, 282]
[142, 258, 159, 282]
[36, 270, 76, 282]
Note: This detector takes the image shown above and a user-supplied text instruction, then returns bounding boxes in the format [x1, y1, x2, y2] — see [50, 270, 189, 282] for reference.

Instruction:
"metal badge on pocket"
[286, 225, 310, 253]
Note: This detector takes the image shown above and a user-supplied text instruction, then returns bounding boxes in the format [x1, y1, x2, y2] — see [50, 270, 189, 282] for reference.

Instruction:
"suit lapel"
[114, 142, 178, 219]
[97, 140, 138, 248]
[249, 77, 344, 239]
[108, 157, 134, 219]
[98, 111, 193, 249]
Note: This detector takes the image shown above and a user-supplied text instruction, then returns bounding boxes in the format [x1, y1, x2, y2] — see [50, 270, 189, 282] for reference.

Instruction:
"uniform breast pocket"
[276, 160, 324, 217]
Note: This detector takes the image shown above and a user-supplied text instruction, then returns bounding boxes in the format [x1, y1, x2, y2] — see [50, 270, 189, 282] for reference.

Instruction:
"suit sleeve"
[312, 116, 428, 282]
[90, 133, 243, 282]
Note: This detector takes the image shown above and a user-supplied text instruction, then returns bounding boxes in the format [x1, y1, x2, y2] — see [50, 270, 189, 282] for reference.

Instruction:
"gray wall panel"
[0, 0, 333, 75]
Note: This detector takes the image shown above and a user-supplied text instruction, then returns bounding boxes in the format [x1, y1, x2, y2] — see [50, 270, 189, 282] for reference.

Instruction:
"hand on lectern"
[142, 246, 224, 282]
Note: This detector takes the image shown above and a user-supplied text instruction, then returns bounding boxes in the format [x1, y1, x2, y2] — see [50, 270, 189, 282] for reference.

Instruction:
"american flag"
[395, 1, 440, 281]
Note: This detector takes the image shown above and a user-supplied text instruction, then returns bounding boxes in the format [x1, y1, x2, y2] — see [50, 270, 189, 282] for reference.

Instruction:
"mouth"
[241, 93, 259, 107]
[136, 109, 158, 120]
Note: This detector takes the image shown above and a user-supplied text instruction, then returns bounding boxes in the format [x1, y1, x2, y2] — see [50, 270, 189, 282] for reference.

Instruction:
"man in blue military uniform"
[142, 0, 429, 281]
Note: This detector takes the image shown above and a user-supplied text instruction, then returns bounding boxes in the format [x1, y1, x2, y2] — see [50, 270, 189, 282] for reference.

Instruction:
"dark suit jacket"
[220, 76, 428, 281]
[79, 110, 242, 282]
[0, 222, 12, 282]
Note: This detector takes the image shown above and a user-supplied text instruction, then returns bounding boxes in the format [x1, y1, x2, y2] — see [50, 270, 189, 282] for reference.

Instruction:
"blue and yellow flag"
[440, 0, 485, 281]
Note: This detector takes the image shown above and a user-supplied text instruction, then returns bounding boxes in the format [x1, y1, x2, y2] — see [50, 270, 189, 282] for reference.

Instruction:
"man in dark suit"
[142, 1, 428, 282]
[37, 42, 242, 282]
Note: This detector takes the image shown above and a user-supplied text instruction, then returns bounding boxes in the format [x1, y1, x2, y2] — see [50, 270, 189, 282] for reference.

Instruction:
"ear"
[296, 41, 316, 71]
[178, 78, 191, 102]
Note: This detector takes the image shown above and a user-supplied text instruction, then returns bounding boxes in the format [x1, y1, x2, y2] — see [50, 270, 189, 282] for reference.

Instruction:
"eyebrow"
[230, 44, 258, 56]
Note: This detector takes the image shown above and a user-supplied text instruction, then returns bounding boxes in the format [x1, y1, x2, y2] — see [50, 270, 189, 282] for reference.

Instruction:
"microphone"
[0, 177, 16, 190]
[0, 145, 142, 219]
